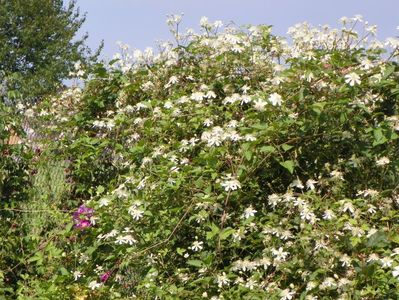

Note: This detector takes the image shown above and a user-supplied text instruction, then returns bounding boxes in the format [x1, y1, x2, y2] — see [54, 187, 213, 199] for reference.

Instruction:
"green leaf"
[187, 260, 203, 267]
[367, 231, 388, 248]
[219, 228, 235, 240]
[279, 160, 295, 174]
[59, 267, 69, 276]
[373, 128, 387, 146]
[383, 64, 395, 79]
[206, 223, 220, 240]
[64, 222, 73, 233]
[281, 144, 294, 152]
[176, 247, 186, 256]
[244, 151, 253, 161]
[260, 146, 276, 153]
[390, 234, 399, 245]
[251, 123, 268, 130]
[96, 185, 105, 195]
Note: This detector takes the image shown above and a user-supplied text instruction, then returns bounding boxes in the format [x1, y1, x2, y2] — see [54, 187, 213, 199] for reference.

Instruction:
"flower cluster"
[73, 204, 94, 229]
[23, 14, 399, 299]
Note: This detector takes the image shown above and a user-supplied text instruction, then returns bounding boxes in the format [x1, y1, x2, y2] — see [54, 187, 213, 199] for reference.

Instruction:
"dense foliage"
[1, 16, 399, 299]
[0, 0, 100, 103]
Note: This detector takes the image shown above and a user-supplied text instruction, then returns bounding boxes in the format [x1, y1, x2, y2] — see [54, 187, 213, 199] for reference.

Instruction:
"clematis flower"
[73, 204, 94, 229]
[344, 72, 361, 86]
[268, 93, 283, 106]
[100, 271, 111, 282]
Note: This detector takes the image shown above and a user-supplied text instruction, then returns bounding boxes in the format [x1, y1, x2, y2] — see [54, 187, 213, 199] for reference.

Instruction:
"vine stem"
[124, 198, 196, 261]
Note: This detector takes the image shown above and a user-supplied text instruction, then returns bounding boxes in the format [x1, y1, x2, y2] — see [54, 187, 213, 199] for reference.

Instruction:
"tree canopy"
[0, 0, 100, 103]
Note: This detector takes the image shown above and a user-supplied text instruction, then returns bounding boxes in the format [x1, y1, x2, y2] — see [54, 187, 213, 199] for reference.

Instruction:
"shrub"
[5, 16, 399, 299]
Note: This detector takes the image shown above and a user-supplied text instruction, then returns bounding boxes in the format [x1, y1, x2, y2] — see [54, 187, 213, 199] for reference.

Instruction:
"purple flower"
[100, 271, 111, 282]
[74, 204, 94, 217]
[75, 219, 91, 229]
[73, 204, 94, 229]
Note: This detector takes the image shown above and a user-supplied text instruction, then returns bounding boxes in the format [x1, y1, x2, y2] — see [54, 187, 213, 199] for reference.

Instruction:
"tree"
[0, 0, 101, 103]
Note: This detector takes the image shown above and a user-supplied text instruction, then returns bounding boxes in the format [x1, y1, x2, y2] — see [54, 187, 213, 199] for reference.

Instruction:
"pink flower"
[73, 204, 94, 229]
[100, 271, 111, 282]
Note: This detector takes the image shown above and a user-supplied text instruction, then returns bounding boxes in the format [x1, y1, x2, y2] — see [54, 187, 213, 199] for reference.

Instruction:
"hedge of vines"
[1, 16, 399, 299]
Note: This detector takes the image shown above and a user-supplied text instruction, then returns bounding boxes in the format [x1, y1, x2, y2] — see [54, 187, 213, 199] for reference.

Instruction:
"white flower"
[191, 240, 204, 252]
[88, 280, 102, 290]
[330, 170, 344, 180]
[216, 272, 230, 287]
[191, 92, 205, 102]
[16, 103, 25, 111]
[244, 134, 256, 142]
[79, 253, 89, 263]
[341, 201, 355, 215]
[360, 58, 373, 70]
[163, 101, 173, 109]
[220, 174, 241, 192]
[376, 156, 390, 166]
[242, 206, 257, 219]
[213, 20, 223, 28]
[268, 194, 281, 208]
[115, 234, 137, 245]
[258, 257, 271, 269]
[226, 130, 241, 142]
[272, 247, 289, 261]
[353, 14, 363, 22]
[344, 72, 361, 86]
[380, 257, 393, 268]
[94, 265, 104, 274]
[98, 197, 110, 207]
[386, 37, 399, 48]
[351, 226, 365, 237]
[320, 277, 336, 289]
[180, 158, 189, 165]
[166, 14, 182, 25]
[290, 179, 304, 189]
[253, 99, 267, 111]
[241, 85, 250, 94]
[323, 209, 336, 220]
[240, 95, 252, 105]
[300, 207, 318, 224]
[391, 248, 399, 257]
[340, 254, 351, 267]
[357, 189, 378, 197]
[245, 278, 257, 289]
[106, 119, 115, 130]
[280, 288, 295, 300]
[314, 239, 328, 251]
[232, 228, 245, 242]
[205, 91, 217, 99]
[128, 206, 144, 220]
[72, 270, 82, 281]
[226, 120, 238, 128]
[24, 109, 35, 118]
[306, 179, 318, 190]
[268, 93, 283, 106]
[392, 266, 399, 278]
[200, 16, 210, 28]
[165, 76, 178, 88]
[337, 277, 350, 288]
[293, 197, 307, 208]
[367, 204, 377, 214]
[123, 227, 133, 233]
[367, 253, 379, 262]
[203, 118, 213, 127]
[201, 126, 225, 147]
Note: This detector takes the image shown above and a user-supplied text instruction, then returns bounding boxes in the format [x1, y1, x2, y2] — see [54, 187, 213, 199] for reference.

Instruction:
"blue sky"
[75, 0, 399, 60]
